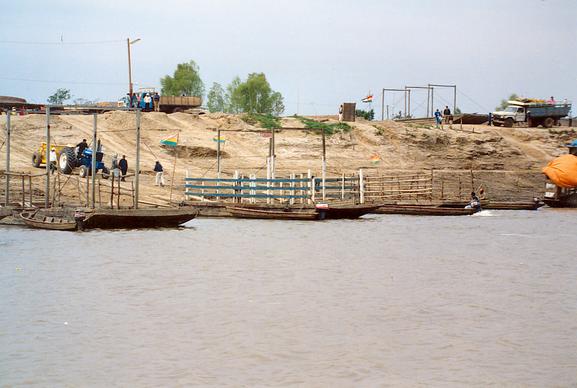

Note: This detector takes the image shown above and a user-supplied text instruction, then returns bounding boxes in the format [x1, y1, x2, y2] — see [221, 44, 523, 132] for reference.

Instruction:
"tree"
[47, 88, 71, 105]
[160, 60, 205, 97]
[496, 93, 519, 111]
[206, 83, 227, 112]
[227, 73, 284, 115]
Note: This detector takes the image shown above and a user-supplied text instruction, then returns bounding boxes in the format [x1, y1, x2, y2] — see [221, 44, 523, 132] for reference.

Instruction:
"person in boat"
[154, 161, 165, 187]
[49, 147, 58, 174]
[76, 139, 89, 158]
[465, 191, 481, 210]
[118, 155, 128, 181]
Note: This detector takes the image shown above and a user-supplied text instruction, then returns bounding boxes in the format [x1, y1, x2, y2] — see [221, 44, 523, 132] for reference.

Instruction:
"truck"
[492, 100, 571, 128]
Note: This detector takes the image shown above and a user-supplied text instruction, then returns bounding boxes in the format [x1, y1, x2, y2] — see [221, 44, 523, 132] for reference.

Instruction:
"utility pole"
[4, 112, 10, 206]
[45, 107, 51, 208]
[127, 38, 141, 97]
[91, 114, 97, 208]
[135, 109, 141, 209]
[216, 129, 221, 178]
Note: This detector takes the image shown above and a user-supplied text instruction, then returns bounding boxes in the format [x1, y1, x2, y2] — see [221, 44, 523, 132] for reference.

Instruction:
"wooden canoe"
[315, 204, 381, 219]
[226, 206, 319, 220]
[440, 200, 544, 210]
[82, 208, 198, 229]
[20, 211, 77, 231]
[375, 205, 477, 216]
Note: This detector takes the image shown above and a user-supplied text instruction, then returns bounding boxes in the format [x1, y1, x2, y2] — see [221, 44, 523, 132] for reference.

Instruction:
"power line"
[0, 39, 123, 45]
[0, 76, 128, 86]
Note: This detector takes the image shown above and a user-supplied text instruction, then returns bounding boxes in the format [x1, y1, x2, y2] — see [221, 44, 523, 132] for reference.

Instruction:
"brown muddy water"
[1, 209, 577, 386]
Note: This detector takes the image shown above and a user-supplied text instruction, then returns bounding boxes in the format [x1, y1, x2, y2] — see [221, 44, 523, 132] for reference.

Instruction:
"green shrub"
[241, 113, 281, 129]
[294, 116, 350, 135]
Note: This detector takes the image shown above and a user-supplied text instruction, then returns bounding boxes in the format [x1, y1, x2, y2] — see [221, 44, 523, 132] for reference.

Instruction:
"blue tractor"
[58, 146, 110, 179]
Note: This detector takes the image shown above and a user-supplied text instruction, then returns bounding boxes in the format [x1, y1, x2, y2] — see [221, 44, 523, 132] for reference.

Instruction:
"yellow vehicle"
[32, 143, 67, 168]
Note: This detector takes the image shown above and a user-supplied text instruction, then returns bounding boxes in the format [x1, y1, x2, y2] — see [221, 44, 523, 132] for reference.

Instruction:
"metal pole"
[45, 107, 50, 208]
[381, 88, 385, 121]
[91, 114, 97, 208]
[407, 89, 411, 117]
[429, 85, 434, 117]
[127, 38, 133, 96]
[453, 85, 457, 115]
[135, 109, 140, 209]
[404, 91, 407, 118]
[321, 128, 326, 201]
[4, 113, 10, 206]
[216, 129, 221, 178]
[427, 87, 430, 117]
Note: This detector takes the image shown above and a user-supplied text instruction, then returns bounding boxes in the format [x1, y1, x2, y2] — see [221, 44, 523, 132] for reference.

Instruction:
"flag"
[370, 153, 381, 164]
[160, 134, 178, 147]
[362, 94, 373, 103]
[212, 136, 226, 143]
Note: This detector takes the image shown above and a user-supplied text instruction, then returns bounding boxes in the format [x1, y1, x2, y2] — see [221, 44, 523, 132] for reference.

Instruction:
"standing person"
[76, 139, 89, 158]
[547, 96, 556, 104]
[111, 154, 120, 179]
[143, 93, 152, 111]
[118, 155, 128, 181]
[153, 92, 160, 112]
[434, 109, 442, 128]
[154, 161, 165, 186]
[130, 93, 137, 108]
[338, 104, 344, 122]
[49, 147, 58, 174]
[443, 106, 452, 124]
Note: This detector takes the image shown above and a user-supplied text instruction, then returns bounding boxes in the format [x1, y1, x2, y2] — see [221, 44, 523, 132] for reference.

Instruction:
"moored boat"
[226, 206, 319, 220]
[82, 207, 198, 229]
[20, 210, 78, 231]
[440, 200, 544, 210]
[375, 204, 478, 216]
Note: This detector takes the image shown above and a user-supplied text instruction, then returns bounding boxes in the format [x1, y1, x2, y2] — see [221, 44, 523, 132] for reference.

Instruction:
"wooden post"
[130, 181, 134, 208]
[84, 173, 88, 206]
[359, 169, 364, 204]
[21, 175, 25, 206]
[307, 169, 312, 204]
[341, 173, 345, 201]
[91, 114, 97, 208]
[169, 132, 179, 204]
[321, 128, 326, 201]
[117, 173, 121, 209]
[271, 129, 275, 179]
[45, 107, 51, 208]
[4, 113, 10, 206]
[134, 109, 141, 209]
[28, 175, 32, 206]
[110, 173, 114, 208]
[216, 129, 221, 178]
[98, 180, 102, 207]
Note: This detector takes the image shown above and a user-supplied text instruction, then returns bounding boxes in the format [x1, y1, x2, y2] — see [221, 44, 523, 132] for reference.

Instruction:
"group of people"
[434, 106, 453, 128]
[126, 92, 161, 112]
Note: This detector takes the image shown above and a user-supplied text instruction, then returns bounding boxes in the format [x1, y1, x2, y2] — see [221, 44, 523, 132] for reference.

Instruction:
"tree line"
[160, 60, 284, 116]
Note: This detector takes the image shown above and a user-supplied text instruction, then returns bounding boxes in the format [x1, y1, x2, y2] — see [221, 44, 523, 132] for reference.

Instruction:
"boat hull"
[20, 211, 77, 231]
[82, 208, 198, 229]
[226, 206, 319, 220]
[375, 205, 477, 216]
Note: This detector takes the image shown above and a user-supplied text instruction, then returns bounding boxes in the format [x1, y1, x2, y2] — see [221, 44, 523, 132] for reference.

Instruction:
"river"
[1, 209, 576, 386]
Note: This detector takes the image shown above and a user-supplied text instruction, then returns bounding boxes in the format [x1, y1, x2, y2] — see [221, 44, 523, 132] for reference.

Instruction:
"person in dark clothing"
[118, 155, 128, 181]
[465, 191, 481, 210]
[443, 106, 452, 124]
[77, 139, 88, 158]
[154, 161, 165, 186]
[153, 92, 160, 112]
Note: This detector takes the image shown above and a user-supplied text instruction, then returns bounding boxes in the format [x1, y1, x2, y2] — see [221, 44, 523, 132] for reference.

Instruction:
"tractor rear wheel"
[101, 167, 110, 180]
[504, 118, 514, 127]
[543, 117, 554, 128]
[58, 147, 77, 174]
[32, 152, 42, 168]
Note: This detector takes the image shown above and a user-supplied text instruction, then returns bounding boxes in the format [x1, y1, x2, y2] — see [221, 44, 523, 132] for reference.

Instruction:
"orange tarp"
[542, 154, 577, 188]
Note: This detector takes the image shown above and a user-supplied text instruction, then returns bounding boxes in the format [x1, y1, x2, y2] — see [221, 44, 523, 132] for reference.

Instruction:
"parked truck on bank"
[492, 100, 571, 128]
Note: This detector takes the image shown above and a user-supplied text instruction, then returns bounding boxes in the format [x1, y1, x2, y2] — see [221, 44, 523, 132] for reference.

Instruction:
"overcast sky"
[1, 0, 575, 116]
